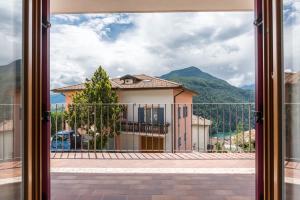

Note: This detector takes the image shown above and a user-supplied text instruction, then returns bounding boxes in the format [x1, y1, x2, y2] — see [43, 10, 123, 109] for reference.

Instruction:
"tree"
[65, 66, 122, 149]
[51, 111, 64, 137]
[233, 122, 255, 152]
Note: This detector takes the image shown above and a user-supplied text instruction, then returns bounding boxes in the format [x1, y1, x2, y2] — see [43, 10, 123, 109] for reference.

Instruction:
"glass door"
[0, 0, 24, 199]
[283, 0, 300, 199]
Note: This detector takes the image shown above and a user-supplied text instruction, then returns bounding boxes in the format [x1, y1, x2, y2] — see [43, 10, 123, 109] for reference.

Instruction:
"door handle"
[254, 111, 263, 123]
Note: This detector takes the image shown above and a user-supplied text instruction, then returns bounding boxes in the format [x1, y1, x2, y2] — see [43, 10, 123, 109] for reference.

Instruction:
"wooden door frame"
[23, 0, 43, 199]
[37, 0, 270, 200]
[262, 0, 283, 199]
[254, 0, 264, 199]
[41, 0, 51, 199]
[23, 0, 50, 199]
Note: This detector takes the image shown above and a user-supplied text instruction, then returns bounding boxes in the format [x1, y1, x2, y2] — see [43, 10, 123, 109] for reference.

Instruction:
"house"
[52, 74, 210, 152]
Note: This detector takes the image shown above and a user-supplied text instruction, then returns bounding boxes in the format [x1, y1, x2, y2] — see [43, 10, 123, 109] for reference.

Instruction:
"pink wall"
[64, 91, 76, 108]
[173, 89, 194, 152]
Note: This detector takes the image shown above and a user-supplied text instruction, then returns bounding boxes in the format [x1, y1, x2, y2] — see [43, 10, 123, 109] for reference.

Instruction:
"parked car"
[51, 130, 81, 151]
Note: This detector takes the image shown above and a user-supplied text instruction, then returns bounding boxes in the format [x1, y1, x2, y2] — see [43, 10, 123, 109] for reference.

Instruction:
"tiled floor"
[51, 173, 255, 200]
[50, 154, 255, 200]
[0, 183, 21, 200]
[2, 155, 300, 200]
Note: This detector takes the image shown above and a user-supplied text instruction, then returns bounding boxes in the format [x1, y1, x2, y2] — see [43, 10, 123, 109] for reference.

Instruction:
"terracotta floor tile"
[102, 194, 128, 200]
[151, 195, 177, 200]
[50, 173, 256, 200]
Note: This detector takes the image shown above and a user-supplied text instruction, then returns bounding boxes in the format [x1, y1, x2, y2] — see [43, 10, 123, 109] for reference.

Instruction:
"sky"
[0, 0, 299, 90]
[0, 1, 22, 65]
[50, 12, 256, 89]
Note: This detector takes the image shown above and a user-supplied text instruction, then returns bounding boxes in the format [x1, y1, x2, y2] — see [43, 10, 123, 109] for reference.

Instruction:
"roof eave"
[180, 86, 198, 96]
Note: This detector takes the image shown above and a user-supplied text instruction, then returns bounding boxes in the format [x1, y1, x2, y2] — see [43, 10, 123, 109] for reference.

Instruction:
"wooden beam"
[51, 0, 253, 14]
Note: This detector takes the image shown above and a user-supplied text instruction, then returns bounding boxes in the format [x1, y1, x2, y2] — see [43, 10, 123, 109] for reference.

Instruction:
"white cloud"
[50, 12, 257, 89]
[0, 0, 22, 65]
[283, 1, 300, 72]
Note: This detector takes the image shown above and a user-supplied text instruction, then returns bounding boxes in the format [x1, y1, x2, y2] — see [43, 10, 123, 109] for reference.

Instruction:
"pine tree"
[65, 66, 122, 149]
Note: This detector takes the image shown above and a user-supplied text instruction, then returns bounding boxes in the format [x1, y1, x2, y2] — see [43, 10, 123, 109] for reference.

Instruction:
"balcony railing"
[120, 121, 170, 134]
[50, 103, 255, 153]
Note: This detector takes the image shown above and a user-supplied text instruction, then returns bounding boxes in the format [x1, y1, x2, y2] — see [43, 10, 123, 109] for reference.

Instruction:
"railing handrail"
[49, 102, 256, 154]
[51, 102, 255, 106]
[0, 104, 21, 106]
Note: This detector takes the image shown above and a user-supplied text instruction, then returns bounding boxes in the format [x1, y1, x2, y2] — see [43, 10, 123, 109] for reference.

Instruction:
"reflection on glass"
[0, 1, 23, 200]
[283, 0, 300, 199]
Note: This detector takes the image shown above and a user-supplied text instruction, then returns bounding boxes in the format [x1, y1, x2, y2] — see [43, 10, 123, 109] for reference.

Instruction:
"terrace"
[48, 102, 256, 200]
[1, 104, 300, 199]
[1, 102, 258, 199]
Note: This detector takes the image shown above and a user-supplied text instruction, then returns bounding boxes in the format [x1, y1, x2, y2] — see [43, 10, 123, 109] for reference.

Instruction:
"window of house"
[152, 108, 164, 124]
[145, 108, 152, 123]
[138, 107, 144, 123]
[138, 107, 164, 124]
[125, 79, 133, 84]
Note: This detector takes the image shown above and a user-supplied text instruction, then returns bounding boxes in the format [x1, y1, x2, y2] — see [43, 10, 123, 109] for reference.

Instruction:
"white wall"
[118, 89, 174, 105]
[118, 89, 174, 152]
[191, 125, 210, 152]
[119, 133, 141, 151]
[0, 131, 13, 161]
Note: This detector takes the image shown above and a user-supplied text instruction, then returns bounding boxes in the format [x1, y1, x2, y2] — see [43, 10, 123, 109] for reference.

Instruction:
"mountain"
[161, 66, 254, 103]
[240, 84, 255, 90]
[0, 59, 21, 104]
[50, 93, 65, 104]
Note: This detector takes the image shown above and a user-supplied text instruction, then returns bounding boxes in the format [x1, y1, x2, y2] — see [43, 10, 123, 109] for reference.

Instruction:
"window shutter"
[183, 106, 188, 117]
[138, 107, 144, 123]
[158, 108, 164, 124]
[178, 107, 181, 119]
[146, 108, 152, 123]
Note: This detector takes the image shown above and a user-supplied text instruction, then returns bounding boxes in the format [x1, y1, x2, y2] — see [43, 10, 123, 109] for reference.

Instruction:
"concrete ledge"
[51, 0, 254, 14]
[51, 167, 255, 174]
[0, 177, 21, 186]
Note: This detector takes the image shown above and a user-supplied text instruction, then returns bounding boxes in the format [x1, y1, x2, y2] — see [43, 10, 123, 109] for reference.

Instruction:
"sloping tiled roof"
[192, 115, 211, 126]
[52, 74, 197, 94]
[285, 72, 300, 85]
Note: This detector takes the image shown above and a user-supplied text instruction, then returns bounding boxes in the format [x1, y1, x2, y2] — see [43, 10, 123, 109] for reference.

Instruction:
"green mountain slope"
[161, 66, 254, 103]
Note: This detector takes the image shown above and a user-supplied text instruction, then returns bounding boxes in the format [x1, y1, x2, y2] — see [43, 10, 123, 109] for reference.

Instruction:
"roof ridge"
[110, 79, 123, 88]
[52, 83, 84, 90]
[151, 75, 182, 86]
